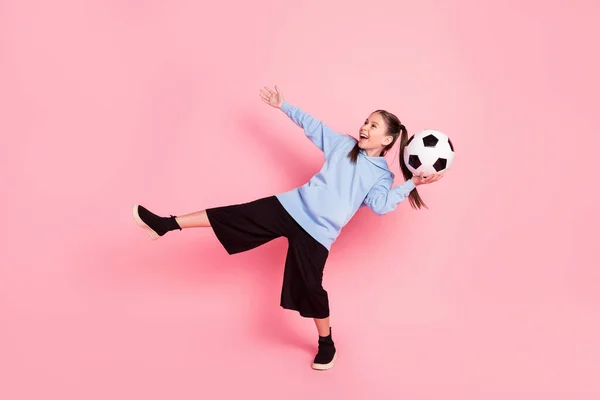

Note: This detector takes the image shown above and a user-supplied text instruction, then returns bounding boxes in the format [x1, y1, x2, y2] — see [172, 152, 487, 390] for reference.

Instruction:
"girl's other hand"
[259, 85, 285, 108]
[412, 172, 444, 186]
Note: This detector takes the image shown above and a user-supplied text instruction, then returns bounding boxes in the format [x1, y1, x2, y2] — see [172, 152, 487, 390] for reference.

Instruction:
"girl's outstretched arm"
[260, 86, 346, 156]
[362, 176, 416, 215]
[362, 172, 444, 215]
[280, 102, 346, 155]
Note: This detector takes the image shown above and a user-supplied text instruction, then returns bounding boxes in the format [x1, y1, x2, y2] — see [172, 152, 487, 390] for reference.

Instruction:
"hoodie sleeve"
[362, 176, 416, 216]
[280, 102, 346, 156]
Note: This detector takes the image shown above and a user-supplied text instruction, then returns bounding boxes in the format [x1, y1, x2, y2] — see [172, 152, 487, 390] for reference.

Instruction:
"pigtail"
[399, 125, 427, 209]
[347, 140, 360, 163]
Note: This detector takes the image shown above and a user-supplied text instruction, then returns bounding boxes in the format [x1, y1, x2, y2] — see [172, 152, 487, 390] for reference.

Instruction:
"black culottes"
[205, 196, 330, 319]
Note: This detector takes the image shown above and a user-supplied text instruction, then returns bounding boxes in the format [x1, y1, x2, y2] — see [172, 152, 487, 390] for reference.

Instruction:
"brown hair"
[348, 110, 426, 209]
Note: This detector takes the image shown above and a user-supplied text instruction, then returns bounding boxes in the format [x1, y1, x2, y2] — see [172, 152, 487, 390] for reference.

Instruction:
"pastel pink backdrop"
[1, 0, 598, 398]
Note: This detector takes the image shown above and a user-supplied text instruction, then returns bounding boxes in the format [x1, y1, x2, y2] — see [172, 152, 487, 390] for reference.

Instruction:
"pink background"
[1, 0, 598, 398]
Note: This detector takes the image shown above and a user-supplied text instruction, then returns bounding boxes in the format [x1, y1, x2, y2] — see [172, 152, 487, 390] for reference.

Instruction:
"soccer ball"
[403, 129, 455, 176]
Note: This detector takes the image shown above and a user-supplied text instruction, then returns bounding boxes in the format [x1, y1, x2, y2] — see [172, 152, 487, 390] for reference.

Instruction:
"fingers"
[260, 87, 273, 97]
[259, 87, 276, 106]
[259, 94, 270, 104]
[425, 174, 437, 183]
[425, 173, 444, 184]
[260, 86, 282, 98]
[413, 172, 445, 185]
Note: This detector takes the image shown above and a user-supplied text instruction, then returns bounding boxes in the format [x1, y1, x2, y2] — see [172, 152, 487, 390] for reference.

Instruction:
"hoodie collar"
[359, 149, 395, 178]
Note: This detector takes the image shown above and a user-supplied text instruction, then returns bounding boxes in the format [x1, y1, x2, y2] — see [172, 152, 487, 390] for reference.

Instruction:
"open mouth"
[360, 133, 369, 139]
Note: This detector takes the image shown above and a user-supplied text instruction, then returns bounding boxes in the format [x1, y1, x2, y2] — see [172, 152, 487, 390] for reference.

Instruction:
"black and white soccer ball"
[403, 129, 455, 176]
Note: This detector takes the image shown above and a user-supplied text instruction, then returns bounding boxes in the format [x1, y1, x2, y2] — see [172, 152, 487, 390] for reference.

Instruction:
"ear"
[382, 135, 394, 146]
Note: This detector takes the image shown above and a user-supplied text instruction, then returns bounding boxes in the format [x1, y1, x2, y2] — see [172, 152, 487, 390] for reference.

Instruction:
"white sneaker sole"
[311, 352, 337, 370]
[132, 204, 159, 240]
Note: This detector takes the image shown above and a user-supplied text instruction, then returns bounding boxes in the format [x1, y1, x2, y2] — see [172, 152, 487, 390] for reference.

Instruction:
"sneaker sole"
[132, 204, 159, 240]
[311, 352, 337, 371]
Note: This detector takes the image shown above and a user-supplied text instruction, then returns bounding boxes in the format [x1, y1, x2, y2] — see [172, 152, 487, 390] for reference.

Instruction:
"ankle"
[165, 215, 181, 231]
[319, 327, 332, 338]
[318, 328, 334, 346]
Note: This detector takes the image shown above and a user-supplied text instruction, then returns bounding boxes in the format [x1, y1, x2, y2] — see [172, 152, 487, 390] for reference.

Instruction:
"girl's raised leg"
[175, 210, 211, 228]
[132, 204, 211, 240]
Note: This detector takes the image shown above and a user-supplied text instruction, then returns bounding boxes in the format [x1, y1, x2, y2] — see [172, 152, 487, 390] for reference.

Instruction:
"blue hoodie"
[275, 102, 416, 251]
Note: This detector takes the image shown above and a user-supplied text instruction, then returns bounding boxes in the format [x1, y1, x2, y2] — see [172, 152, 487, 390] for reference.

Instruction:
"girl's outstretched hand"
[260, 85, 285, 108]
[412, 172, 444, 186]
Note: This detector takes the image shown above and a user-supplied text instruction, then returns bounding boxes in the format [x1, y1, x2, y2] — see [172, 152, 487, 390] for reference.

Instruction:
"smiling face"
[358, 112, 394, 156]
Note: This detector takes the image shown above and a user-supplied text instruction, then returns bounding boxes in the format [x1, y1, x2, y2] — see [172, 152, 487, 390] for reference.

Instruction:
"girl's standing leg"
[312, 316, 336, 370]
[278, 229, 336, 369]
[314, 317, 330, 337]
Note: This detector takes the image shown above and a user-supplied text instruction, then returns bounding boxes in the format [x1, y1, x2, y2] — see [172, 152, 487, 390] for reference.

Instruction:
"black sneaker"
[132, 204, 181, 240]
[312, 328, 337, 370]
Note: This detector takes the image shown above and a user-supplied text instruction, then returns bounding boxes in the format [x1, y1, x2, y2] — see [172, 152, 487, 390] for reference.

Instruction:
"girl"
[132, 86, 443, 371]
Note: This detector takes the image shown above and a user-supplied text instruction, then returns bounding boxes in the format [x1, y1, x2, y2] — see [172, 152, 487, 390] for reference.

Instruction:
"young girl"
[132, 86, 443, 371]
